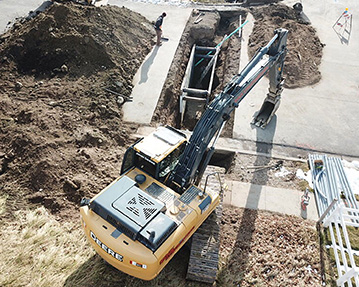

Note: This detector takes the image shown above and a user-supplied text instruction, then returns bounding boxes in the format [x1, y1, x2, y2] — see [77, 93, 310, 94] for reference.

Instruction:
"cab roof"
[134, 126, 187, 163]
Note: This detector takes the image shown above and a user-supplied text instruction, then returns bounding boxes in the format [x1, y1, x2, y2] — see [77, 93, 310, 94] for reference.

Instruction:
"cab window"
[136, 153, 157, 178]
[158, 143, 185, 182]
[121, 147, 135, 174]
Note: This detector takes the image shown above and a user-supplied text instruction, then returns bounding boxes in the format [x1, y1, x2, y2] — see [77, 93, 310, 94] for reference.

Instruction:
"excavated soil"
[248, 4, 324, 88]
[0, 2, 154, 219]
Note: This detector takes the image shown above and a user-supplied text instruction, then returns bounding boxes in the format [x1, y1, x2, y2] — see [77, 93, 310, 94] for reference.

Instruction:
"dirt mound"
[219, 207, 323, 286]
[0, 2, 153, 78]
[249, 4, 324, 88]
[0, 2, 153, 219]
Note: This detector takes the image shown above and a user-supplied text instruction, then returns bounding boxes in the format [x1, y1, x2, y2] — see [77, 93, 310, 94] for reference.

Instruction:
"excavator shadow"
[63, 246, 192, 287]
[216, 116, 276, 285]
[63, 241, 238, 286]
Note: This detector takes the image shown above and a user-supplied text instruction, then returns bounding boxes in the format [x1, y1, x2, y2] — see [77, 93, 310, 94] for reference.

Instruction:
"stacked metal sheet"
[308, 154, 359, 217]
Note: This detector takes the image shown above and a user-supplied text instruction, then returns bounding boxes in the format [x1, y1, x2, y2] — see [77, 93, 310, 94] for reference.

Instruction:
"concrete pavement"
[109, 0, 193, 124]
[0, 0, 46, 33]
[223, 181, 318, 221]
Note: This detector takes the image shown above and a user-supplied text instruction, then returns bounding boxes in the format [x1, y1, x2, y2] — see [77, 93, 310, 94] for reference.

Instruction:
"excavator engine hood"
[89, 176, 177, 251]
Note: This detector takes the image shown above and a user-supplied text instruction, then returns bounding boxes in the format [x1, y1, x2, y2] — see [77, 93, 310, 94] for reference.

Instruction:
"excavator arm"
[170, 28, 288, 191]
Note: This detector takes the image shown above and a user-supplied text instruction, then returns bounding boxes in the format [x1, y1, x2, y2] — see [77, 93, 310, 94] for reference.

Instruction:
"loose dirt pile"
[0, 2, 153, 78]
[0, 2, 154, 219]
[248, 4, 324, 88]
[218, 206, 324, 286]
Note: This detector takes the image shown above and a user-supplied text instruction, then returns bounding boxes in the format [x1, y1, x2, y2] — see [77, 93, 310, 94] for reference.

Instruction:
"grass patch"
[321, 223, 359, 286]
[0, 194, 8, 215]
[0, 205, 204, 287]
[0, 207, 94, 287]
[297, 161, 310, 172]
[298, 179, 310, 191]
[347, 226, 359, 252]
[323, 225, 359, 266]
[318, 228, 337, 286]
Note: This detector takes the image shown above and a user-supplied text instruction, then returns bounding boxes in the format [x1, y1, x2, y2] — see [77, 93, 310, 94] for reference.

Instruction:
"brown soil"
[0, 2, 154, 220]
[248, 4, 324, 88]
[218, 206, 324, 286]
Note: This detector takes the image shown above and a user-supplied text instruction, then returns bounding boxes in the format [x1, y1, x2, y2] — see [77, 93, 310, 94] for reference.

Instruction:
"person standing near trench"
[154, 12, 166, 46]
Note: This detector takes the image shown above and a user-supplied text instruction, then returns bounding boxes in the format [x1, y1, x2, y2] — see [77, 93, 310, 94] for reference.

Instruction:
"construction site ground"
[0, 0, 358, 286]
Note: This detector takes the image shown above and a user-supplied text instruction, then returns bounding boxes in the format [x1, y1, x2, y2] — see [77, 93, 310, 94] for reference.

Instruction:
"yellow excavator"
[80, 28, 288, 281]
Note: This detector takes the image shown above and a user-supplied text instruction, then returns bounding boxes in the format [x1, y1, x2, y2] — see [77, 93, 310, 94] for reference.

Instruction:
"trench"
[151, 9, 247, 137]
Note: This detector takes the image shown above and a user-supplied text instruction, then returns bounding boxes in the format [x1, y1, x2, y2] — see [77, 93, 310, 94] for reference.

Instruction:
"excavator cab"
[120, 126, 187, 184]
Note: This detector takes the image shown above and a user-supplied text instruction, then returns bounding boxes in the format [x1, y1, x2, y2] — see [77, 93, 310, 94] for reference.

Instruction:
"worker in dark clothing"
[154, 12, 166, 46]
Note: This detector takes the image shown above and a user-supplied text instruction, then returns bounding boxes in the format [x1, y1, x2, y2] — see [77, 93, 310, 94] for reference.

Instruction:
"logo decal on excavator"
[160, 226, 194, 265]
[90, 231, 123, 262]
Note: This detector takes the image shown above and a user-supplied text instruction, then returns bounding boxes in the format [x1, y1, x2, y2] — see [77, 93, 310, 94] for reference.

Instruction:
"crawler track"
[186, 167, 224, 284]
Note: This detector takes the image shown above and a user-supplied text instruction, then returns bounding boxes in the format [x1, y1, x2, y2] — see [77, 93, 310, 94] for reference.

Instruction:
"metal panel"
[112, 186, 164, 228]
[146, 182, 176, 206]
[180, 185, 202, 204]
[139, 212, 177, 251]
[198, 195, 212, 214]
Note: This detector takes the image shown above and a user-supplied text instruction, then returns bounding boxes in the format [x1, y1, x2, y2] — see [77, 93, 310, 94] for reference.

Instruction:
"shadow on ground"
[217, 116, 276, 285]
[64, 243, 210, 287]
[139, 45, 159, 84]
